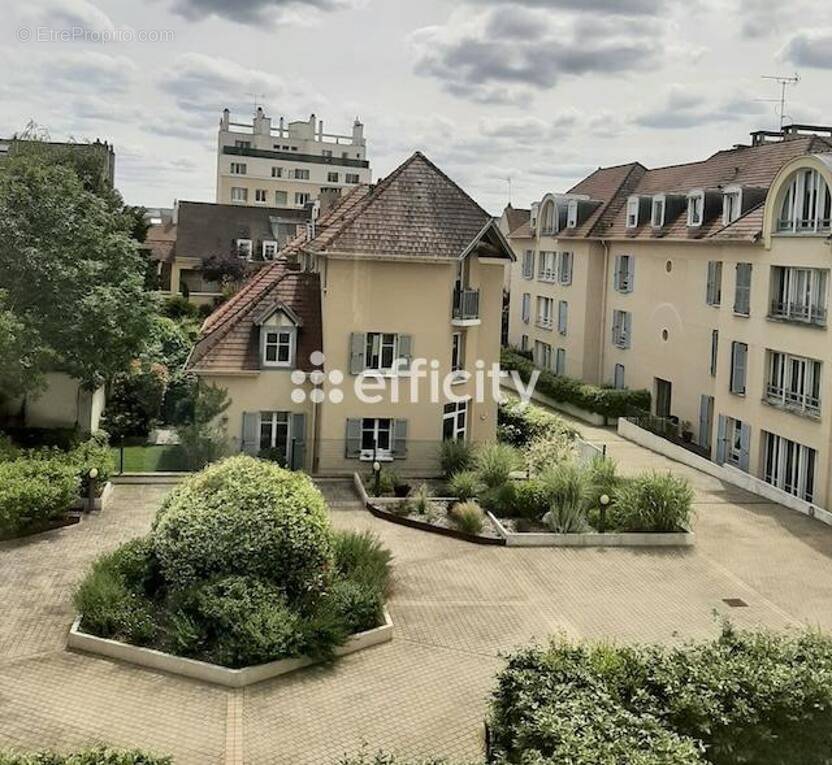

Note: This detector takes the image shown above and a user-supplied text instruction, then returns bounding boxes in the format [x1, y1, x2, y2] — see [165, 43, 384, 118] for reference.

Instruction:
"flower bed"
[71, 456, 393, 681]
[367, 501, 505, 546]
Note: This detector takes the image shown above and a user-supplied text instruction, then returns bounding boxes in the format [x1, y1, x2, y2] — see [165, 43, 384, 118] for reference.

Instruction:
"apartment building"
[216, 108, 371, 208]
[507, 124, 832, 509]
[189, 152, 513, 474]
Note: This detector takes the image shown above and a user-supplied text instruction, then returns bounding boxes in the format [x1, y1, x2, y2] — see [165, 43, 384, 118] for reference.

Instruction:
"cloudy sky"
[3, 0, 831, 213]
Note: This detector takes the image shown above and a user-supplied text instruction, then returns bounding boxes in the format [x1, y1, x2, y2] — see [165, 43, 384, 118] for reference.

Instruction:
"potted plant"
[679, 420, 693, 443]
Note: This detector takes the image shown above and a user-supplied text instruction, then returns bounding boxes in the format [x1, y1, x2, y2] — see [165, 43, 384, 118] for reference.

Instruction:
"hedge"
[0, 748, 171, 764]
[488, 624, 832, 765]
[501, 349, 650, 419]
[0, 458, 79, 534]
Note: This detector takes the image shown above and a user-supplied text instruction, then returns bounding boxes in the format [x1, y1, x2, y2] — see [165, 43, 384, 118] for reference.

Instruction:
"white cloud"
[781, 29, 832, 68]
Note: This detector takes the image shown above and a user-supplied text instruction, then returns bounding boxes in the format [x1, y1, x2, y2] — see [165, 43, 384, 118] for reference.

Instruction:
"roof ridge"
[585, 163, 647, 237]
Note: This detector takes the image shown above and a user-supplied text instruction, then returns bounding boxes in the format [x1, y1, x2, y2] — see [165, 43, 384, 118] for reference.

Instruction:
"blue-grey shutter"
[528, 251, 535, 279]
[345, 419, 361, 458]
[290, 413, 306, 470]
[739, 422, 751, 472]
[623, 312, 632, 348]
[731, 342, 747, 394]
[242, 412, 259, 455]
[349, 332, 366, 375]
[614, 363, 625, 389]
[715, 415, 727, 464]
[562, 252, 573, 285]
[522, 294, 530, 323]
[734, 263, 752, 315]
[710, 330, 719, 376]
[627, 255, 635, 293]
[392, 420, 408, 459]
[398, 334, 413, 371]
[613, 255, 622, 291]
[558, 301, 568, 335]
[698, 395, 713, 450]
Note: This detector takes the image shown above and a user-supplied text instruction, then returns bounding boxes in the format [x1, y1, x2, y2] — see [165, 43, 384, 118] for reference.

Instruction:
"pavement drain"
[722, 598, 749, 608]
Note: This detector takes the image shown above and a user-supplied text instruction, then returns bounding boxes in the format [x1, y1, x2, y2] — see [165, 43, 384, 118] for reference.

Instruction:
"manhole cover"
[722, 598, 749, 608]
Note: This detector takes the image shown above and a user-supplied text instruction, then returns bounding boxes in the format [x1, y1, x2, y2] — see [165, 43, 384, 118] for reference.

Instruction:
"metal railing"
[768, 299, 827, 326]
[452, 288, 480, 320]
[764, 384, 821, 417]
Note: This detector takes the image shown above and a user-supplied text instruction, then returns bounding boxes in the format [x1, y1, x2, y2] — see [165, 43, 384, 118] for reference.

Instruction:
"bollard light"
[599, 494, 610, 534]
[87, 467, 99, 513]
[372, 461, 382, 497]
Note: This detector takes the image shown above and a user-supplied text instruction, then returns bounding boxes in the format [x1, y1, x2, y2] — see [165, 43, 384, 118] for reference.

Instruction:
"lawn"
[110, 445, 190, 473]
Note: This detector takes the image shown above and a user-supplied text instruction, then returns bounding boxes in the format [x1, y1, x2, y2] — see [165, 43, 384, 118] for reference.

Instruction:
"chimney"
[220, 108, 230, 131]
[172, 199, 180, 225]
[319, 120, 324, 140]
[318, 187, 342, 217]
[254, 107, 271, 136]
[352, 117, 364, 146]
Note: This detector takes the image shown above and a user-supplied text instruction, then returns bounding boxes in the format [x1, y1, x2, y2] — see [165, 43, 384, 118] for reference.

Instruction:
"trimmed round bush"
[152, 456, 333, 600]
[0, 458, 79, 534]
[511, 479, 551, 520]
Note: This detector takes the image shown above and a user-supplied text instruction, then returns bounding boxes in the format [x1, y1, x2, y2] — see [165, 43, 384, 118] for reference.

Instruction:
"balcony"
[764, 384, 821, 419]
[768, 300, 827, 327]
[452, 288, 480, 326]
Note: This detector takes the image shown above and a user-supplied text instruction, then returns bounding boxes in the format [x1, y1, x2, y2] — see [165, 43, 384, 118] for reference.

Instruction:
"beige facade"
[1, 372, 105, 433]
[216, 108, 371, 208]
[508, 134, 832, 510]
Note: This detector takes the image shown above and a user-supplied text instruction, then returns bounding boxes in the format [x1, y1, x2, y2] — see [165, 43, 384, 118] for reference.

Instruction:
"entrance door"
[655, 378, 672, 418]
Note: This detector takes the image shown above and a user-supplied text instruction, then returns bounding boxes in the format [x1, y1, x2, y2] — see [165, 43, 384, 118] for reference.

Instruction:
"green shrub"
[610, 471, 694, 532]
[501, 348, 651, 418]
[584, 455, 620, 511]
[332, 529, 392, 595]
[0, 747, 172, 764]
[152, 455, 333, 600]
[510, 479, 551, 520]
[498, 398, 577, 448]
[0, 458, 79, 534]
[65, 432, 115, 492]
[541, 462, 588, 533]
[524, 433, 575, 475]
[447, 470, 483, 501]
[474, 443, 521, 489]
[479, 481, 517, 515]
[364, 467, 397, 497]
[448, 501, 485, 534]
[0, 433, 19, 462]
[326, 578, 384, 636]
[339, 752, 452, 765]
[439, 439, 474, 478]
[161, 295, 200, 320]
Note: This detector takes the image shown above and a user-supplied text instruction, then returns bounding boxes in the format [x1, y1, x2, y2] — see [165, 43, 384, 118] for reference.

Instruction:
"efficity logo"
[289, 352, 539, 406]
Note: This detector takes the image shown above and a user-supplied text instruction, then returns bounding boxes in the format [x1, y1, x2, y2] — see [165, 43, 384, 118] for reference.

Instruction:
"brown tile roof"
[504, 205, 530, 234]
[570, 135, 832, 241]
[563, 163, 646, 238]
[144, 221, 177, 263]
[187, 262, 322, 373]
[509, 220, 532, 240]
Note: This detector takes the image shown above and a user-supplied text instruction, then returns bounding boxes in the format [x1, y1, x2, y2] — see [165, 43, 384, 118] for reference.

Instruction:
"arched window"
[541, 200, 556, 235]
[777, 168, 832, 233]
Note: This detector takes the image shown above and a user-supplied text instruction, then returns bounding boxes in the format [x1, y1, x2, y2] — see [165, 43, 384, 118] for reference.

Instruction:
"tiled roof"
[567, 135, 832, 241]
[504, 205, 530, 234]
[187, 263, 321, 373]
[564, 163, 646, 238]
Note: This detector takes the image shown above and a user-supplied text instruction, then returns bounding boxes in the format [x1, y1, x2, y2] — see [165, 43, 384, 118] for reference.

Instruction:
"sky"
[2, 0, 832, 214]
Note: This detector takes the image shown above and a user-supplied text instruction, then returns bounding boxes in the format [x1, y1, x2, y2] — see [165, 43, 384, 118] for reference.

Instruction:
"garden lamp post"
[599, 493, 610, 533]
[372, 460, 381, 497]
[87, 467, 99, 513]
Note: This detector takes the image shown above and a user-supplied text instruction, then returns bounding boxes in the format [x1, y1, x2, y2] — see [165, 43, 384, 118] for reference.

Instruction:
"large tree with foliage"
[0, 148, 155, 402]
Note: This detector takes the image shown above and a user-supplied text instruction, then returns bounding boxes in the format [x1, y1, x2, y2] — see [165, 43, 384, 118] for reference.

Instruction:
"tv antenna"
[506, 176, 512, 206]
[245, 92, 266, 115]
[758, 74, 800, 129]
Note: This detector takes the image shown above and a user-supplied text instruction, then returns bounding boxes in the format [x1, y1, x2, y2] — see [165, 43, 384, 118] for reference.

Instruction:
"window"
[766, 351, 821, 417]
[272, 166, 283, 178]
[541, 200, 557, 235]
[611, 310, 631, 349]
[763, 431, 816, 502]
[236, 238, 253, 259]
[687, 191, 704, 226]
[555, 348, 566, 376]
[730, 341, 748, 395]
[725, 417, 748, 468]
[567, 199, 579, 229]
[322, 149, 333, 158]
[734, 262, 752, 316]
[706, 261, 722, 306]
[451, 332, 464, 372]
[255, 189, 267, 203]
[626, 196, 640, 228]
[537, 251, 557, 282]
[263, 328, 294, 367]
[346, 173, 360, 184]
[230, 162, 247, 175]
[295, 192, 310, 206]
[275, 190, 288, 206]
[520, 334, 529, 351]
[769, 266, 827, 325]
[293, 168, 310, 180]
[558, 252, 573, 285]
[536, 296, 554, 329]
[365, 332, 398, 372]
[614, 363, 625, 389]
[557, 300, 568, 335]
[234, 140, 251, 149]
[777, 168, 832, 233]
[231, 187, 248, 203]
[327, 171, 339, 183]
[521, 250, 535, 280]
[723, 188, 742, 224]
[259, 411, 289, 462]
[443, 401, 469, 441]
[651, 195, 666, 228]
[534, 340, 553, 371]
[614, 254, 634, 293]
[361, 418, 392, 460]
[710, 330, 719, 377]
[521, 293, 531, 324]
[262, 240, 278, 260]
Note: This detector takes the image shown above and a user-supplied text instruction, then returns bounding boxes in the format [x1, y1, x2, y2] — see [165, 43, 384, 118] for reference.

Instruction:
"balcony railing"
[764, 384, 821, 418]
[452, 288, 480, 321]
[769, 300, 827, 326]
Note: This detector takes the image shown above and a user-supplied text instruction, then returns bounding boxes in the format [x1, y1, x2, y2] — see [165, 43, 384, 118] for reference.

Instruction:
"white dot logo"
[289, 352, 344, 405]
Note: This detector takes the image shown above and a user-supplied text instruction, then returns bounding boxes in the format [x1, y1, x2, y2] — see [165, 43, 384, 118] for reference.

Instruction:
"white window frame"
[360, 418, 393, 461]
[327, 171, 339, 183]
[346, 173, 360, 184]
[726, 417, 744, 467]
[763, 431, 816, 502]
[364, 332, 399, 373]
[769, 266, 828, 325]
[272, 166, 283, 178]
[534, 340, 553, 371]
[611, 309, 631, 349]
[765, 350, 821, 417]
[521, 293, 531, 324]
[558, 252, 573, 285]
[567, 199, 579, 229]
[259, 411, 290, 460]
[230, 162, 247, 175]
[443, 401, 469, 442]
[537, 251, 557, 282]
[255, 189, 267, 204]
[293, 168, 310, 180]
[651, 195, 666, 228]
[263, 328, 295, 368]
[236, 238, 253, 259]
[295, 192, 310, 206]
[722, 186, 742, 225]
[541, 200, 557, 235]
[536, 296, 554, 330]
[262, 240, 279, 260]
[777, 168, 832, 234]
[626, 196, 640, 229]
[451, 332, 464, 372]
[230, 187, 248, 203]
[687, 190, 705, 227]
[614, 255, 634, 293]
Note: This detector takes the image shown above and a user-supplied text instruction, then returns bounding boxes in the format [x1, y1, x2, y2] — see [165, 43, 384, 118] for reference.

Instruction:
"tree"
[176, 382, 230, 469]
[0, 152, 155, 399]
[202, 251, 248, 286]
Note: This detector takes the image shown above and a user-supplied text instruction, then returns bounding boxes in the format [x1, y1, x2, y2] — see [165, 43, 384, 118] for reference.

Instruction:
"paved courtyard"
[2, 424, 832, 764]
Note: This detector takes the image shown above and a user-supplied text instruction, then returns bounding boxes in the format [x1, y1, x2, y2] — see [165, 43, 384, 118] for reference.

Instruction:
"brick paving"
[2, 434, 832, 764]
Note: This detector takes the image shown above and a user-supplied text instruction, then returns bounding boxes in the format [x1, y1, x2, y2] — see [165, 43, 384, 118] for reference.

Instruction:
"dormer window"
[236, 238, 253, 259]
[567, 199, 579, 229]
[541, 200, 557, 235]
[687, 191, 705, 227]
[263, 328, 295, 367]
[626, 196, 640, 229]
[262, 240, 278, 260]
[651, 195, 666, 228]
[723, 187, 742, 225]
[777, 168, 832, 233]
